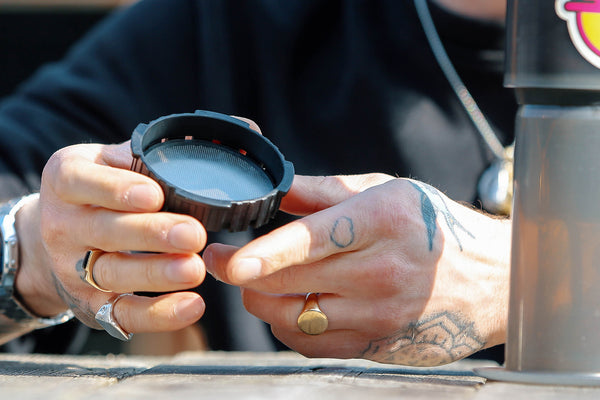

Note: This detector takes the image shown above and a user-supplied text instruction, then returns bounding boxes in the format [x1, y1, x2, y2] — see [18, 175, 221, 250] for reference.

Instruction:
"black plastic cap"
[130, 110, 294, 232]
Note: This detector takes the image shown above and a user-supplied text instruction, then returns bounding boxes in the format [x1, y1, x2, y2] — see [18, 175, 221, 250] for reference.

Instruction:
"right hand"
[205, 174, 510, 366]
[15, 141, 208, 334]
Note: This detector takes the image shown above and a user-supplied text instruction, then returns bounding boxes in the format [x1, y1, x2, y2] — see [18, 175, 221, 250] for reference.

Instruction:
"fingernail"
[168, 222, 201, 251]
[202, 249, 216, 276]
[175, 297, 205, 322]
[127, 184, 161, 210]
[166, 257, 201, 284]
[234, 258, 263, 282]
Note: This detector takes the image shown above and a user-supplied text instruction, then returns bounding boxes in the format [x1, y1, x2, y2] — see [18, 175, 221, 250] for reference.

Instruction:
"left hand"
[204, 173, 511, 366]
[16, 141, 207, 334]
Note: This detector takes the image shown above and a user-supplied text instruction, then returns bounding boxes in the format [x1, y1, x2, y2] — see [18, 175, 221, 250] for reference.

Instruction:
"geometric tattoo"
[360, 311, 485, 366]
[409, 181, 474, 251]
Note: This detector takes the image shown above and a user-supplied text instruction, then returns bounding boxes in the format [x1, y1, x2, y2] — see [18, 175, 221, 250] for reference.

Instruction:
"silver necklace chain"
[414, 0, 506, 161]
[414, 0, 513, 215]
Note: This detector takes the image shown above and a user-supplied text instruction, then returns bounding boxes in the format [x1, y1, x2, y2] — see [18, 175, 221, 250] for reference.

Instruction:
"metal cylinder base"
[475, 367, 600, 387]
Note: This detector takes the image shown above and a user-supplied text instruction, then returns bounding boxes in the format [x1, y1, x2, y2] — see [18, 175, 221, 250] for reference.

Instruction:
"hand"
[15, 141, 207, 334]
[204, 174, 510, 366]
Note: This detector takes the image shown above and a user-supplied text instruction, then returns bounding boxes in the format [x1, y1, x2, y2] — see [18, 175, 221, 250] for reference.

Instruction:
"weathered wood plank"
[0, 352, 598, 399]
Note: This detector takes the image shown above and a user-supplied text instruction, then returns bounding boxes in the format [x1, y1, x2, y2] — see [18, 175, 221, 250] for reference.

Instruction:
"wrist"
[13, 194, 70, 317]
[0, 194, 73, 344]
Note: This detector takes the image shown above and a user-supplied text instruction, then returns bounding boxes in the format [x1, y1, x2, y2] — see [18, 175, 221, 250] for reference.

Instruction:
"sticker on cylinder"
[556, 0, 600, 69]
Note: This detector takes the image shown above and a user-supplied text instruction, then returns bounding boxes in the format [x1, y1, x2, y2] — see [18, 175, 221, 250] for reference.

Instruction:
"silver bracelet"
[0, 193, 74, 334]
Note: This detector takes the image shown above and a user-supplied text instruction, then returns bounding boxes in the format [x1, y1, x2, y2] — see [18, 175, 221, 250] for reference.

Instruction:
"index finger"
[207, 197, 367, 285]
[42, 142, 164, 212]
[205, 174, 398, 284]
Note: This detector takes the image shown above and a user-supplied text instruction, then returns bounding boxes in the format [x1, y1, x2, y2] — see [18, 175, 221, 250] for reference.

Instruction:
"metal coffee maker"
[478, 0, 600, 385]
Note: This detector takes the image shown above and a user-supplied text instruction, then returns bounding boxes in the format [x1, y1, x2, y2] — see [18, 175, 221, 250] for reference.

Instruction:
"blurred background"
[0, 0, 136, 98]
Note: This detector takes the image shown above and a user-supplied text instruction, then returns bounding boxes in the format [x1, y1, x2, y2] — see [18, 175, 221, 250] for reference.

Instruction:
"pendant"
[477, 145, 514, 216]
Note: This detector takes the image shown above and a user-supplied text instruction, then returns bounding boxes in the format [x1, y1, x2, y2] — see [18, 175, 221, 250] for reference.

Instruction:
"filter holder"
[131, 110, 294, 232]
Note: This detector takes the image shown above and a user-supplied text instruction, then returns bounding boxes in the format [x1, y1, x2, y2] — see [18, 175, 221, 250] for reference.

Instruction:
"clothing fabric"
[0, 0, 515, 359]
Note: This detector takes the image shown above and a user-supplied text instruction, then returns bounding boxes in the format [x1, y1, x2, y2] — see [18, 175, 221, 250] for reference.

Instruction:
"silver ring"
[95, 293, 133, 341]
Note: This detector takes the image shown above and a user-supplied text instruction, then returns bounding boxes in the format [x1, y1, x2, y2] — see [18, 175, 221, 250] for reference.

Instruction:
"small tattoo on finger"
[330, 216, 355, 248]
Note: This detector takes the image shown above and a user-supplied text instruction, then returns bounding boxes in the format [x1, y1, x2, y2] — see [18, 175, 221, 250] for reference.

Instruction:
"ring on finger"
[83, 249, 112, 293]
[297, 292, 329, 335]
[95, 293, 133, 341]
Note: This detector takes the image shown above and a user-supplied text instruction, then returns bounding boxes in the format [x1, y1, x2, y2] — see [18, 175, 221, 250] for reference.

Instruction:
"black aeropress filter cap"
[130, 110, 294, 232]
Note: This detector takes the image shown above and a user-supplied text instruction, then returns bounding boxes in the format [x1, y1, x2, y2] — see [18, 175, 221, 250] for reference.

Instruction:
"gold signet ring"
[297, 293, 328, 335]
[83, 249, 112, 293]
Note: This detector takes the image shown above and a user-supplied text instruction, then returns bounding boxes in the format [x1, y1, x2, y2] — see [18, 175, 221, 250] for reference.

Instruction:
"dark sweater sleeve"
[0, 0, 201, 201]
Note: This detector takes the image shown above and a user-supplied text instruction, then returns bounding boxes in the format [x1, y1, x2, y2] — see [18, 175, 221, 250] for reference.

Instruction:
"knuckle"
[357, 252, 408, 296]
[252, 254, 277, 278]
[139, 217, 169, 245]
[367, 189, 412, 239]
[358, 173, 393, 191]
[145, 221, 172, 251]
[42, 147, 78, 198]
[40, 212, 62, 245]
[145, 260, 160, 285]
[315, 175, 347, 209]
[82, 211, 108, 249]
[40, 207, 73, 254]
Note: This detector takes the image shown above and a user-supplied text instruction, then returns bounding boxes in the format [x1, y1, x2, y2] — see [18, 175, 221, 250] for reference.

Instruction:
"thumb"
[100, 140, 135, 170]
[281, 173, 395, 216]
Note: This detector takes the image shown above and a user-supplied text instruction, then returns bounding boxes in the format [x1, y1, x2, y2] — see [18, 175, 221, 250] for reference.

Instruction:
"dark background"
[0, 8, 109, 98]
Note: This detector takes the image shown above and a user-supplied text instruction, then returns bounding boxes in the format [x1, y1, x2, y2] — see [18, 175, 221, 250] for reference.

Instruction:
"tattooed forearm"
[330, 216, 355, 248]
[409, 181, 474, 251]
[360, 311, 485, 366]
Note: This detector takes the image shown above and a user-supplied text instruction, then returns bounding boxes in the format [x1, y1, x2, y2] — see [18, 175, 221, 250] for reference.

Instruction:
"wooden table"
[1, 351, 599, 399]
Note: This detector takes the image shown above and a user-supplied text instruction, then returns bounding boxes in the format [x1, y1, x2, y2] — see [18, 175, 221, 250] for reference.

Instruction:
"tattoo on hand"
[330, 216, 355, 248]
[52, 271, 95, 325]
[360, 311, 486, 366]
[409, 181, 474, 251]
[75, 257, 86, 282]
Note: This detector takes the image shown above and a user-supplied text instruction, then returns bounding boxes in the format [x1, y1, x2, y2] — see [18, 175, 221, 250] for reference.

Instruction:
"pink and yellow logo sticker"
[556, 0, 600, 69]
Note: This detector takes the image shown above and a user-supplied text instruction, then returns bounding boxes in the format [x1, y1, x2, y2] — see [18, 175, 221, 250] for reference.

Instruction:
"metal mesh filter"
[145, 141, 273, 201]
[131, 110, 294, 231]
